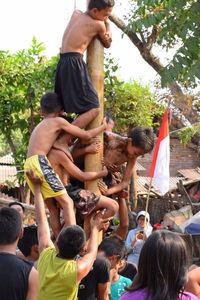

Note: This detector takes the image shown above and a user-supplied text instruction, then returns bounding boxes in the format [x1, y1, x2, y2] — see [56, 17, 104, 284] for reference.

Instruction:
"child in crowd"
[0, 207, 38, 299]
[8, 201, 25, 219]
[26, 169, 110, 300]
[24, 92, 106, 230]
[18, 225, 39, 263]
[110, 264, 132, 300]
[98, 127, 155, 196]
[98, 236, 134, 300]
[55, 0, 115, 126]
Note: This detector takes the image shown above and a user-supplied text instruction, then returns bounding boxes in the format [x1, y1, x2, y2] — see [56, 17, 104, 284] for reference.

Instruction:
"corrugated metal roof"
[137, 176, 194, 194]
[136, 161, 145, 171]
[0, 191, 16, 201]
[0, 166, 19, 187]
[178, 168, 200, 180]
[0, 154, 15, 165]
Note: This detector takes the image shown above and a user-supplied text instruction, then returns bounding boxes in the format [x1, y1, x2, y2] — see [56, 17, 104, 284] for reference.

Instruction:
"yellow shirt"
[37, 246, 78, 300]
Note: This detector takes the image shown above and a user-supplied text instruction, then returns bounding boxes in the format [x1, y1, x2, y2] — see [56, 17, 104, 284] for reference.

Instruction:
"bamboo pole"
[84, 42, 104, 191]
[84, 1, 104, 240]
[131, 167, 138, 210]
[143, 177, 153, 238]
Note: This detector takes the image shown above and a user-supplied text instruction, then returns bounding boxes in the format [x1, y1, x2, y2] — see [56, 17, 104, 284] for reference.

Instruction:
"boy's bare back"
[27, 118, 64, 157]
[27, 116, 106, 158]
[61, 10, 111, 54]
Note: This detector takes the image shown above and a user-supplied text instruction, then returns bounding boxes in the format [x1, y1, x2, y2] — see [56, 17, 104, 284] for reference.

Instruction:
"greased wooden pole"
[84, 1, 104, 241]
[85, 39, 104, 191]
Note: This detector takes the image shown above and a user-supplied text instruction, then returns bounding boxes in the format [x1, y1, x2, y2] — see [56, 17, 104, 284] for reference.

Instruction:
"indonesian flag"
[149, 109, 170, 195]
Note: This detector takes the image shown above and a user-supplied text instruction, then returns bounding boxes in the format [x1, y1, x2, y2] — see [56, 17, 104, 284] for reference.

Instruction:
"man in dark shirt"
[78, 255, 110, 300]
[0, 207, 38, 300]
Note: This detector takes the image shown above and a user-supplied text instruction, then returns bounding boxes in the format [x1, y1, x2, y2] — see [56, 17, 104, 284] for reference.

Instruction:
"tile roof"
[0, 166, 19, 187]
[178, 168, 200, 180]
[137, 176, 194, 195]
[136, 161, 145, 171]
[0, 154, 15, 165]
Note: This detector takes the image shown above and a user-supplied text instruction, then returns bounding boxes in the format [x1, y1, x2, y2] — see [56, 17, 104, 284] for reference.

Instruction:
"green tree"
[126, 0, 200, 86]
[104, 55, 164, 133]
[0, 38, 58, 201]
[110, 1, 200, 126]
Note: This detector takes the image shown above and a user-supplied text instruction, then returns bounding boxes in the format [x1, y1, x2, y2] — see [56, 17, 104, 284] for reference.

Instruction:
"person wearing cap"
[125, 211, 152, 265]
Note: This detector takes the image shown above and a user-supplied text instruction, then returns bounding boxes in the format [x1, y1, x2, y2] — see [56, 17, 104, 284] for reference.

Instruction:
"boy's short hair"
[128, 126, 155, 153]
[88, 0, 115, 10]
[57, 225, 86, 259]
[18, 225, 38, 257]
[98, 236, 125, 260]
[8, 201, 25, 212]
[0, 207, 22, 245]
[40, 92, 63, 114]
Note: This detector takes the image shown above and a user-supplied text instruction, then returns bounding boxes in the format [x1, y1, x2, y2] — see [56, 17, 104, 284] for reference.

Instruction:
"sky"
[0, 0, 159, 84]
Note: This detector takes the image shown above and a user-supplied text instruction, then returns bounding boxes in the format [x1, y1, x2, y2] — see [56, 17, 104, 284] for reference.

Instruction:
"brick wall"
[137, 138, 200, 176]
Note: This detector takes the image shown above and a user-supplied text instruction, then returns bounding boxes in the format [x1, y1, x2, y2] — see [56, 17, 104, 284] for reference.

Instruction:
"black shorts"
[65, 185, 100, 215]
[55, 52, 99, 113]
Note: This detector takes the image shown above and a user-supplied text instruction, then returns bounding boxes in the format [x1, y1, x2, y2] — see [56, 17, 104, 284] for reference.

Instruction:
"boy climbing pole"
[55, 0, 115, 128]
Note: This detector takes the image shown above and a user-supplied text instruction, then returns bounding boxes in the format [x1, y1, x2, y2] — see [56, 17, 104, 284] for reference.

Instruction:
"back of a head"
[8, 201, 25, 212]
[18, 225, 38, 257]
[0, 207, 22, 245]
[128, 126, 155, 153]
[98, 236, 125, 259]
[88, 0, 115, 10]
[57, 225, 86, 259]
[40, 92, 63, 114]
[136, 230, 189, 300]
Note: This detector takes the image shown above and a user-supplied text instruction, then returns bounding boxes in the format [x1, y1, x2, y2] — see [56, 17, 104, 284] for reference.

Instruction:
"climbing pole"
[84, 0, 105, 239]
[84, 1, 104, 194]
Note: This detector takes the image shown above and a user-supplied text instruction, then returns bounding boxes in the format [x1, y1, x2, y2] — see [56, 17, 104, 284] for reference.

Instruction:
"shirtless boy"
[47, 131, 119, 236]
[98, 127, 155, 196]
[55, 0, 115, 127]
[24, 92, 106, 231]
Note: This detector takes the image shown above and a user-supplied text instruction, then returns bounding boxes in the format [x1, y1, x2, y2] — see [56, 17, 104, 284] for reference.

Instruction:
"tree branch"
[109, 14, 199, 125]
[146, 25, 159, 51]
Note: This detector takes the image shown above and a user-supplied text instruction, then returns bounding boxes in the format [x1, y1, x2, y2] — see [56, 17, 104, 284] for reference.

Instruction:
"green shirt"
[111, 275, 132, 300]
[38, 246, 78, 300]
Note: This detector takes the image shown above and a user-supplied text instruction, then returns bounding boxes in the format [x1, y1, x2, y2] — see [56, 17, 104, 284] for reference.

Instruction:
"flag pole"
[144, 177, 153, 230]
[144, 108, 170, 234]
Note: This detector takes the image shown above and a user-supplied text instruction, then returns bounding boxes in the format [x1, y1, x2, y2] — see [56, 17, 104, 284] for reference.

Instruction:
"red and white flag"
[149, 109, 170, 195]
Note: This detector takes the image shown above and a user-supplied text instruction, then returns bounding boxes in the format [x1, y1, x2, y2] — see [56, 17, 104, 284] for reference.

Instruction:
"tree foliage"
[0, 38, 58, 189]
[178, 123, 200, 153]
[126, 0, 200, 86]
[104, 54, 164, 133]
